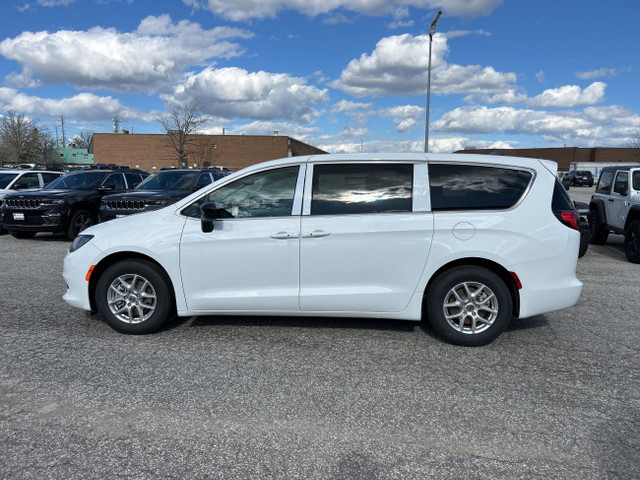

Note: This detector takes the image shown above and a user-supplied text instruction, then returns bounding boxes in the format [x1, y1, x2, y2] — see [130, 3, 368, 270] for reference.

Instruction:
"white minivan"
[63, 153, 582, 346]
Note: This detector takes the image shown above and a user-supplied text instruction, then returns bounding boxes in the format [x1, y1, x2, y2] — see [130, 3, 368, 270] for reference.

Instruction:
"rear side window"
[633, 171, 640, 191]
[595, 170, 614, 193]
[310, 163, 413, 215]
[429, 164, 532, 211]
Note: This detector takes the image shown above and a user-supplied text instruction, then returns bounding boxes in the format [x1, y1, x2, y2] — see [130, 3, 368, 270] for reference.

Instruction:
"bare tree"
[0, 111, 38, 167]
[156, 101, 208, 168]
[35, 128, 59, 163]
[629, 130, 640, 149]
[69, 131, 94, 149]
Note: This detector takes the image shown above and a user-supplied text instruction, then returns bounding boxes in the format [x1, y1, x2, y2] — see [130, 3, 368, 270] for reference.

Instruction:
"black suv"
[566, 170, 594, 187]
[1, 169, 147, 239]
[99, 168, 229, 222]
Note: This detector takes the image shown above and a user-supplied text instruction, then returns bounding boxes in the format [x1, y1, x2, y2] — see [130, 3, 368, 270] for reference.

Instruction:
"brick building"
[89, 133, 327, 172]
[456, 147, 640, 170]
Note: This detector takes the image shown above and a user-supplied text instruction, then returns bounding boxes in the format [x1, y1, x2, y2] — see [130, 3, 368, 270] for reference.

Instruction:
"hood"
[102, 189, 189, 202]
[5, 188, 88, 199]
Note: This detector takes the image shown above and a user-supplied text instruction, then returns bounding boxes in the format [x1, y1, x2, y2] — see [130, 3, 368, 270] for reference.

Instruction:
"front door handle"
[302, 230, 331, 239]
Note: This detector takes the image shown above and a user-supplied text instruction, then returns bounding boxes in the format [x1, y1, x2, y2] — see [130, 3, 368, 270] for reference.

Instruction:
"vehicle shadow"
[586, 239, 627, 262]
[189, 315, 417, 332]
[1, 232, 70, 242]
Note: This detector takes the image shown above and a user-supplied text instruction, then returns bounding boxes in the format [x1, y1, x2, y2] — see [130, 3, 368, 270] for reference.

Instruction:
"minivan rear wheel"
[95, 259, 174, 334]
[426, 266, 512, 346]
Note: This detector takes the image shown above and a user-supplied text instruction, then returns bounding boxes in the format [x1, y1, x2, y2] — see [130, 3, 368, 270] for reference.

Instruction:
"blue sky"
[1, 0, 639, 153]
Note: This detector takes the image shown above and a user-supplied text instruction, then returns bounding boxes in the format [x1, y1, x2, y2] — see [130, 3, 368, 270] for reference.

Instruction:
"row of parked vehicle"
[0, 166, 231, 239]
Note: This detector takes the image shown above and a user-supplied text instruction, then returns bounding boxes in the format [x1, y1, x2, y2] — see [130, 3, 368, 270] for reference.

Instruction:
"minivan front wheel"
[95, 259, 174, 334]
[426, 266, 512, 346]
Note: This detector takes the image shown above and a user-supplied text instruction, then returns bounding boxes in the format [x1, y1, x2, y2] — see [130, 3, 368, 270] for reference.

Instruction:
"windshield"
[45, 171, 107, 190]
[135, 171, 199, 190]
[0, 173, 19, 189]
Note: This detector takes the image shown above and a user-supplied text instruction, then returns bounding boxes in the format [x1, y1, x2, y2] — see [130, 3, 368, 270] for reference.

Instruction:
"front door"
[179, 165, 304, 312]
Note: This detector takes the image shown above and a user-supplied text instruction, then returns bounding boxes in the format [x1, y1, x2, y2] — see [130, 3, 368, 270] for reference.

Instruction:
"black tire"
[9, 230, 37, 239]
[588, 209, 609, 245]
[578, 217, 590, 258]
[67, 209, 94, 240]
[624, 220, 640, 264]
[426, 266, 512, 346]
[95, 259, 175, 334]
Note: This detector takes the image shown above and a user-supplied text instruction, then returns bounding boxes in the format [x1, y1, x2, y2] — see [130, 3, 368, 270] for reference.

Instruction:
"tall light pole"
[424, 10, 442, 153]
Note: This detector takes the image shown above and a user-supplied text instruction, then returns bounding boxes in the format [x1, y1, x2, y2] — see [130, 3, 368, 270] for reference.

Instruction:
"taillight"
[554, 210, 580, 230]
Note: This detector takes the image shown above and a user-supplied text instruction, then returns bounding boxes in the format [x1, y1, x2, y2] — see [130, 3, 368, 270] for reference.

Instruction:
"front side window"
[429, 164, 532, 211]
[199, 166, 299, 218]
[596, 170, 614, 193]
[310, 163, 413, 215]
[104, 173, 125, 190]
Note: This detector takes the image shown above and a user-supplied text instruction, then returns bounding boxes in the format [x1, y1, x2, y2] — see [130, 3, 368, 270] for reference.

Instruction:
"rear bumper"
[513, 233, 583, 318]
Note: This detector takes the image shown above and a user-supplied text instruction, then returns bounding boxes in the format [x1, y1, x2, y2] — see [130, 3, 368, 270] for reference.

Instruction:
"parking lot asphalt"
[0, 186, 639, 479]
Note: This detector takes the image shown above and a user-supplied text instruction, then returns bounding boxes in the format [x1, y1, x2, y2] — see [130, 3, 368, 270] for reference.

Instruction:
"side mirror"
[201, 201, 218, 232]
[99, 184, 115, 192]
[13, 182, 29, 190]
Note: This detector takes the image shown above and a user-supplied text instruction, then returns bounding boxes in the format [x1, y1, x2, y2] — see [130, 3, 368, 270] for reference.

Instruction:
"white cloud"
[380, 104, 424, 133]
[526, 82, 606, 108]
[186, 0, 503, 22]
[37, 0, 76, 6]
[161, 67, 328, 124]
[331, 33, 516, 97]
[216, 121, 322, 145]
[467, 82, 606, 109]
[0, 15, 252, 93]
[0, 87, 151, 122]
[445, 29, 491, 38]
[432, 104, 640, 147]
[535, 71, 546, 82]
[576, 68, 620, 79]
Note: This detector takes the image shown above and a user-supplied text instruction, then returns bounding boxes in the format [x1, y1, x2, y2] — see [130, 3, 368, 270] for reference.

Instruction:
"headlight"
[40, 199, 66, 206]
[146, 199, 169, 206]
[69, 234, 94, 253]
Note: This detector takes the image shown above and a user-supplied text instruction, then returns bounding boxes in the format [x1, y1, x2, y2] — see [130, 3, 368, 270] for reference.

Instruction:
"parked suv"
[99, 168, 229, 222]
[566, 170, 594, 187]
[63, 154, 582, 346]
[2, 169, 147, 240]
[588, 165, 640, 263]
[0, 169, 64, 233]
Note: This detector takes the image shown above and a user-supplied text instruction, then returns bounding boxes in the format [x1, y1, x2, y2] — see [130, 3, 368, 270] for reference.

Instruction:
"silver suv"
[589, 165, 640, 263]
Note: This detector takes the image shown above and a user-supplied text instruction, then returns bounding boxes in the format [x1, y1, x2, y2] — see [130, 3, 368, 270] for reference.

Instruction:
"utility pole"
[60, 116, 66, 148]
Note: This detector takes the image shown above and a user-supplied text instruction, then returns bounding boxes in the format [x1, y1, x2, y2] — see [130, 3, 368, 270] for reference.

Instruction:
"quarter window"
[310, 163, 413, 215]
[429, 164, 532, 211]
